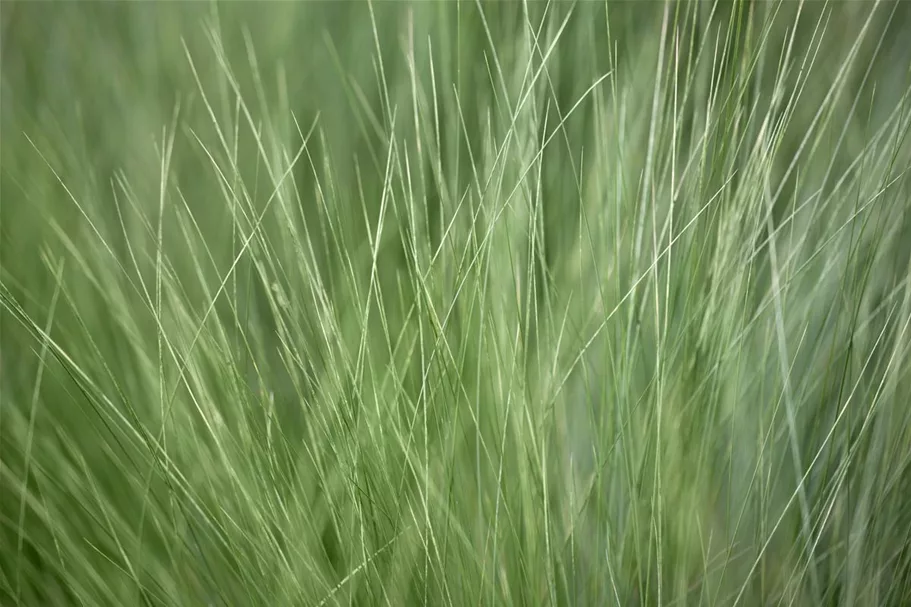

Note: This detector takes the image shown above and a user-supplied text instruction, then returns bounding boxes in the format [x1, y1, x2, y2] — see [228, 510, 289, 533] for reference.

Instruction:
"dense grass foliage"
[2, 1, 911, 604]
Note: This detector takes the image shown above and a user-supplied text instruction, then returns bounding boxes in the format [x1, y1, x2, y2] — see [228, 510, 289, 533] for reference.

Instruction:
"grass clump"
[2, 1, 911, 604]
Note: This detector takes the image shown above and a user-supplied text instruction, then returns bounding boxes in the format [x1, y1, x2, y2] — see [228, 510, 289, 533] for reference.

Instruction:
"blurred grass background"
[2, 1, 911, 605]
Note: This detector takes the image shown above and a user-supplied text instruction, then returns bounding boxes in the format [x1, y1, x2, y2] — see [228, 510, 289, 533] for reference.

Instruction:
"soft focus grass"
[2, 1, 911, 605]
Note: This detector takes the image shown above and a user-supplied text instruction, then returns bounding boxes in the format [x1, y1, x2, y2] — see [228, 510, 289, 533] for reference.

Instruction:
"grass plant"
[2, 1, 911, 604]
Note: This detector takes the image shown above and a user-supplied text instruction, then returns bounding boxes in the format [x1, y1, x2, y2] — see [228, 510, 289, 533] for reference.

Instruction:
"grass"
[2, 0, 911, 604]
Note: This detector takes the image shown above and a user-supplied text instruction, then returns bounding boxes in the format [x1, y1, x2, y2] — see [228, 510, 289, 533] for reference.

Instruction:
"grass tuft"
[2, 1, 911, 605]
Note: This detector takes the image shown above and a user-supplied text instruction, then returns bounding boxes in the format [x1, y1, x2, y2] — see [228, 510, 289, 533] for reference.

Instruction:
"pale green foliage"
[2, 1, 911, 605]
